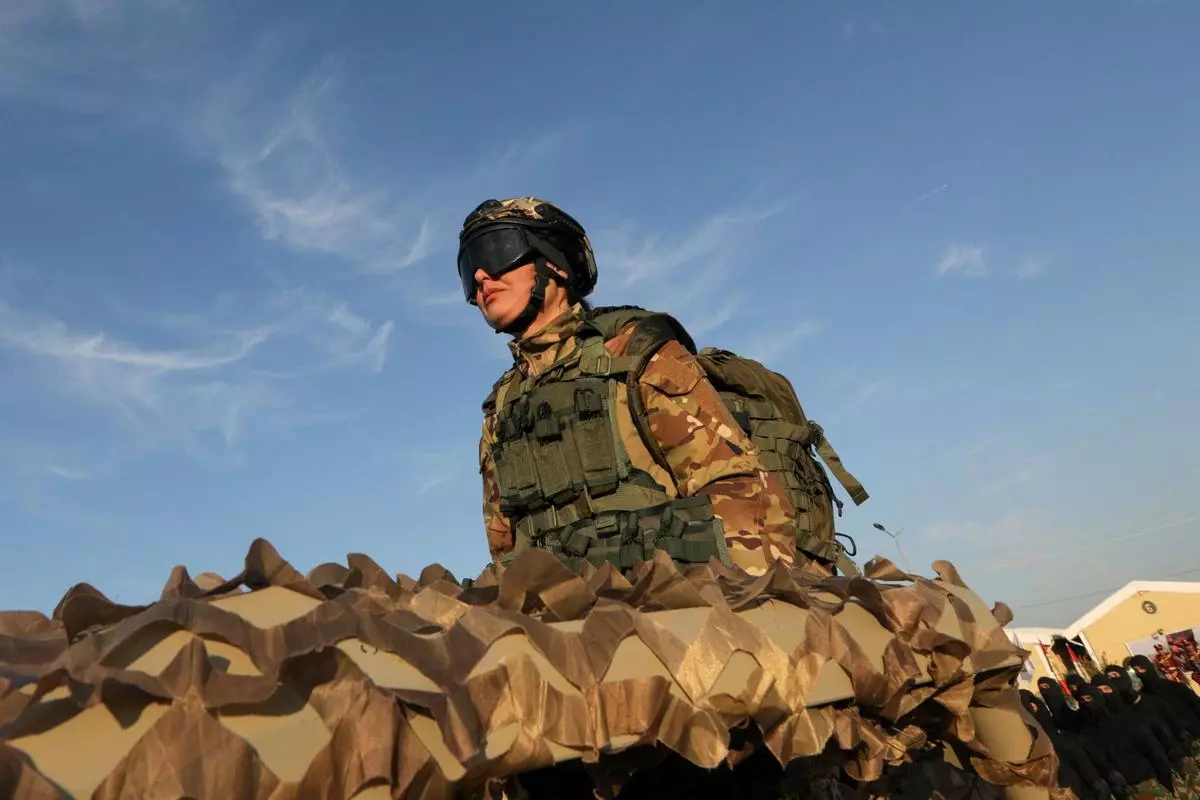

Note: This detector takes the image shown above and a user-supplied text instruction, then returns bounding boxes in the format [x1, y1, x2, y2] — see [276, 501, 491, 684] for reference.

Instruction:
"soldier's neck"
[509, 300, 585, 378]
[521, 295, 572, 339]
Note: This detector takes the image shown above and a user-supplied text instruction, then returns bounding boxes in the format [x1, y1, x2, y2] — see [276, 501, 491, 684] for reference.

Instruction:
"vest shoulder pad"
[626, 311, 697, 357]
[588, 305, 697, 356]
[588, 305, 649, 339]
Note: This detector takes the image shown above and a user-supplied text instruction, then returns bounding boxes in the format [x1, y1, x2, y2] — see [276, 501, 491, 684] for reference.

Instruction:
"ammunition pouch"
[503, 495, 732, 577]
[491, 376, 637, 516]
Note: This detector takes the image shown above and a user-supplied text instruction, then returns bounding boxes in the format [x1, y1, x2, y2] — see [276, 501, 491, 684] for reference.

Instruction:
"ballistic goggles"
[457, 224, 551, 303]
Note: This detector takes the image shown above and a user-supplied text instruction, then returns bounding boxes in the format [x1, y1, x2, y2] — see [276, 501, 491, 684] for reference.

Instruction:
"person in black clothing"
[1039, 677, 1128, 798]
[1022, 688, 1110, 800]
[1127, 654, 1200, 750]
[1065, 673, 1090, 704]
[1089, 673, 1178, 795]
[1076, 682, 1152, 798]
[1103, 664, 1186, 760]
[1124, 655, 1200, 798]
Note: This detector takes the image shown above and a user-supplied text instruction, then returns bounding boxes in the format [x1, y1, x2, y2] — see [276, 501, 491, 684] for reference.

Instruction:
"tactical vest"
[586, 306, 869, 576]
[483, 319, 732, 576]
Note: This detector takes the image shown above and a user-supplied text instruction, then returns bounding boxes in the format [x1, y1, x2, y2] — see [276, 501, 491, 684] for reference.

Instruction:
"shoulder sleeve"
[635, 339, 799, 575]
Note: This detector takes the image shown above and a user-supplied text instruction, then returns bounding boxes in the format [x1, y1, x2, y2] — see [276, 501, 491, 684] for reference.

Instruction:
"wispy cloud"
[47, 465, 89, 480]
[978, 459, 1042, 497]
[832, 379, 884, 422]
[261, 288, 394, 376]
[652, 258, 752, 339]
[900, 183, 949, 209]
[0, 0, 191, 116]
[1016, 257, 1047, 278]
[200, 58, 438, 275]
[2, 3, 572, 288]
[935, 245, 1050, 280]
[951, 432, 1050, 499]
[962, 433, 1005, 462]
[982, 514, 1200, 574]
[595, 204, 787, 289]
[935, 244, 988, 277]
[917, 509, 1056, 558]
[744, 320, 821, 364]
[193, 46, 584, 286]
[841, 14, 885, 42]
[377, 446, 470, 496]
[419, 290, 465, 308]
[0, 284, 393, 462]
[586, 201, 792, 345]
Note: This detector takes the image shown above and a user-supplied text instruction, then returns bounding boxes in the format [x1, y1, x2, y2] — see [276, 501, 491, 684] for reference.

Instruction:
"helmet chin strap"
[495, 257, 560, 337]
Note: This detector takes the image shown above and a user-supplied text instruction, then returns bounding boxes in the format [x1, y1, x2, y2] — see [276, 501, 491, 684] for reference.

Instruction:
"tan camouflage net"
[0, 539, 1061, 799]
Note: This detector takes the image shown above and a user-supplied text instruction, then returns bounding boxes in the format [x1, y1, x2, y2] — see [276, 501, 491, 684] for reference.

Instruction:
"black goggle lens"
[457, 227, 536, 301]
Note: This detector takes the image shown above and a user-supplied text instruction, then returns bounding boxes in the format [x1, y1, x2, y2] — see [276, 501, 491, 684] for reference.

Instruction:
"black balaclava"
[1089, 674, 1125, 714]
[1129, 655, 1166, 689]
[1038, 677, 1083, 733]
[1103, 664, 1140, 706]
[1021, 689, 1058, 737]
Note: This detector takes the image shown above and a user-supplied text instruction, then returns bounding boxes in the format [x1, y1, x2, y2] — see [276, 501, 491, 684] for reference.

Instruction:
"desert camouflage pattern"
[0, 538, 1061, 799]
[480, 303, 800, 576]
[464, 196, 558, 226]
[461, 196, 596, 260]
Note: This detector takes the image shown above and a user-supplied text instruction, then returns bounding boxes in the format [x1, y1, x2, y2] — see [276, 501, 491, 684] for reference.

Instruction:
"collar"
[507, 302, 589, 378]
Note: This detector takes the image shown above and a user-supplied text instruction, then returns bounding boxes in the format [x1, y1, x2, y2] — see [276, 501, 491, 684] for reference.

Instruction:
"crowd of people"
[1023, 656, 1200, 800]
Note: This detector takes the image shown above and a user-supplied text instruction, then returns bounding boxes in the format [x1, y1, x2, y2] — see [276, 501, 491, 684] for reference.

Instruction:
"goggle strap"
[527, 237, 577, 292]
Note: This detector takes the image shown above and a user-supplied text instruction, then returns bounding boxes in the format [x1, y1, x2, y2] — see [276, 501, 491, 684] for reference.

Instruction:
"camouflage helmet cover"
[459, 196, 598, 300]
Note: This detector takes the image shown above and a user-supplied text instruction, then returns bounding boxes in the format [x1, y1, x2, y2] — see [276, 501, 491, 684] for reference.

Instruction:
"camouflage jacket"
[479, 303, 800, 576]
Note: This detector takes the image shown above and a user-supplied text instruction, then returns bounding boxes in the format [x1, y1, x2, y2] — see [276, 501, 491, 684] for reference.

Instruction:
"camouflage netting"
[0, 539, 1062, 799]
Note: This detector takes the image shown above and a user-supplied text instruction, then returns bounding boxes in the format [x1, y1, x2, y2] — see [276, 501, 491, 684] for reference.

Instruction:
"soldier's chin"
[483, 300, 519, 331]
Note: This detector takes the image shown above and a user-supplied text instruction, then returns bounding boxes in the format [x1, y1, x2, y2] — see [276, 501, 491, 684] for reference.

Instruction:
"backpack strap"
[600, 310, 699, 488]
[807, 421, 870, 506]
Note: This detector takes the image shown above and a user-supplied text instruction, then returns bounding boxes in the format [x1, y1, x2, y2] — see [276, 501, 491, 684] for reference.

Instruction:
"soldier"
[457, 196, 801, 577]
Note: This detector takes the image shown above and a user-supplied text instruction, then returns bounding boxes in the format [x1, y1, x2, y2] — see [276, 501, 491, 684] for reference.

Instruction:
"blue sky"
[1, 0, 1197, 629]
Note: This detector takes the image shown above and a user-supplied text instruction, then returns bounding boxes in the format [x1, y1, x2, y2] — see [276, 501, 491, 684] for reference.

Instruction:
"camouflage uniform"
[479, 302, 800, 576]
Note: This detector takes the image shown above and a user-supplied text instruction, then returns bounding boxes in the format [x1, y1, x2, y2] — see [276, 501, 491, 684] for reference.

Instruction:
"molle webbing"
[697, 349, 869, 507]
[492, 376, 633, 512]
[490, 333, 685, 554]
[716, 395, 868, 507]
[501, 495, 731, 576]
[487, 320, 733, 576]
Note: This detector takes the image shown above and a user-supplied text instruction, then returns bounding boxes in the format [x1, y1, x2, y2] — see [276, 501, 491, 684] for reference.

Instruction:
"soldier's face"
[473, 261, 571, 332]
[474, 262, 537, 329]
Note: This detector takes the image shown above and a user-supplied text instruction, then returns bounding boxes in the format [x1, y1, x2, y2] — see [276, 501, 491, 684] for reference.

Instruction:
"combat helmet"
[457, 197, 598, 335]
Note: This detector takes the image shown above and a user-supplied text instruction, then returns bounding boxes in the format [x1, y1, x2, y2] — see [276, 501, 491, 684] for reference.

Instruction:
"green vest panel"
[488, 333, 731, 575]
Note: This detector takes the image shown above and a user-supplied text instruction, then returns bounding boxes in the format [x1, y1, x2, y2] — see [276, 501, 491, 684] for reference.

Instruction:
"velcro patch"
[642, 351, 702, 397]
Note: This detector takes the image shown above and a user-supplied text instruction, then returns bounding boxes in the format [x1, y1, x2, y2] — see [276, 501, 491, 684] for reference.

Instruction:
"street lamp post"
[872, 522, 913, 573]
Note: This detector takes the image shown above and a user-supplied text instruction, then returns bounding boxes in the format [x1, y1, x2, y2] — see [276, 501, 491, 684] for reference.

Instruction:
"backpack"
[588, 305, 869, 573]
